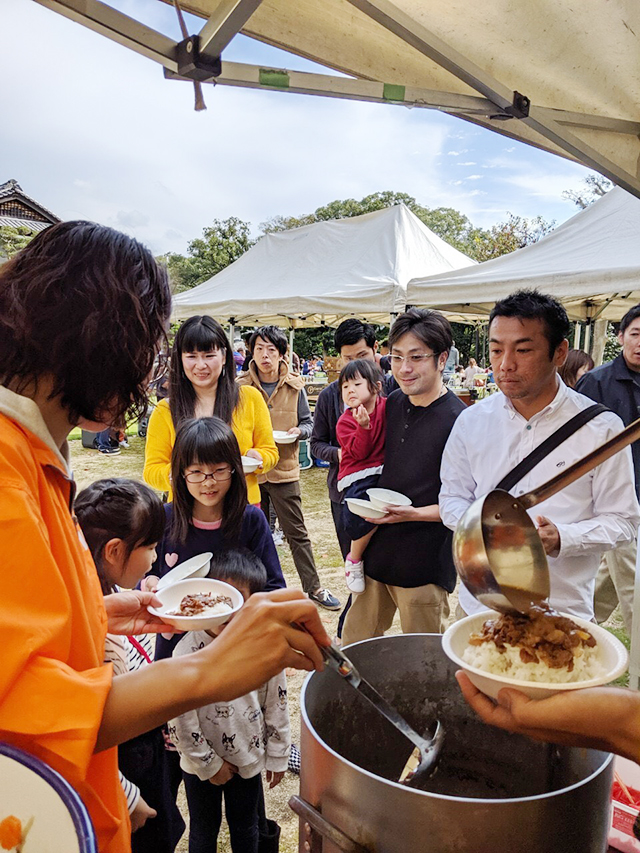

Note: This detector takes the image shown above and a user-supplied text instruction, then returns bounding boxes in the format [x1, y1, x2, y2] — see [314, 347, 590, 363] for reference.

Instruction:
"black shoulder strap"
[495, 404, 609, 493]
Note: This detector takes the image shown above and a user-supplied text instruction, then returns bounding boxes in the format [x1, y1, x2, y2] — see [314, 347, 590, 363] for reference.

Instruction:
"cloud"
[73, 179, 92, 190]
[466, 174, 484, 180]
[116, 210, 150, 228]
[456, 161, 476, 166]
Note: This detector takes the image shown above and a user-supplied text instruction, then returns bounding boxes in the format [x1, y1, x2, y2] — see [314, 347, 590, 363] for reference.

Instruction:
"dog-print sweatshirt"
[168, 631, 291, 781]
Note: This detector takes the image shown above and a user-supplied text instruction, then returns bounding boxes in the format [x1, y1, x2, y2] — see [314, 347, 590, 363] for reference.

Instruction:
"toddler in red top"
[336, 359, 387, 594]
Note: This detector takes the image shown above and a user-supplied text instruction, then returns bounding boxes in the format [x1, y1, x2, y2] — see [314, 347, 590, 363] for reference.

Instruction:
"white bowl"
[345, 498, 388, 520]
[148, 578, 244, 631]
[442, 610, 629, 701]
[366, 488, 412, 510]
[241, 455, 261, 473]
[273, 430, 297, 445]
[156, 552, 213, 591]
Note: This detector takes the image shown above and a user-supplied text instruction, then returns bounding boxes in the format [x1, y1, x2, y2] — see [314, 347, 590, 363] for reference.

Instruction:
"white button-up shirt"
[439, 379, 640, 620]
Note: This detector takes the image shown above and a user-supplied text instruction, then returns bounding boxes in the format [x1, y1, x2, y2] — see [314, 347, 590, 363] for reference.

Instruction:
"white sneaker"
[272, 529, 284, 546]
[345, 558, 365, 594]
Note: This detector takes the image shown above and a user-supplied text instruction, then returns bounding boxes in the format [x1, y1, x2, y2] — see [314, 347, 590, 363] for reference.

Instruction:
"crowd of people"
[1, 220, 640, 853]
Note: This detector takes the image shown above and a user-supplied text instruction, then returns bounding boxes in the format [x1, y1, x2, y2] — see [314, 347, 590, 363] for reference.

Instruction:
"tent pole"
[389, 312, 398, 330]
[289, 328, 295, 371]
[228, 319, 235, 347]
[574, 322, 582, 349]
[583, 321, 592, 354]
[628, 544, 640, 692]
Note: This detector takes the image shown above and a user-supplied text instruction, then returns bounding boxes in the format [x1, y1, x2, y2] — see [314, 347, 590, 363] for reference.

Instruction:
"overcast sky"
[1, 0, 594, 255]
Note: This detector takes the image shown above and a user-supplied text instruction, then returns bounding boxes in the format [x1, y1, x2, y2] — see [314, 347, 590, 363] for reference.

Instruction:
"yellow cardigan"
[143, 387, 279, 505]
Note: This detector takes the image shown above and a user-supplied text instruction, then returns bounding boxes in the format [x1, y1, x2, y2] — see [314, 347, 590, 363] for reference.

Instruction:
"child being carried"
[336, 359, 386, 594]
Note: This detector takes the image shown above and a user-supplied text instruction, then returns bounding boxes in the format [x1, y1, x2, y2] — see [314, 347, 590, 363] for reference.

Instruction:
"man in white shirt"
[440, 290, 640, 621]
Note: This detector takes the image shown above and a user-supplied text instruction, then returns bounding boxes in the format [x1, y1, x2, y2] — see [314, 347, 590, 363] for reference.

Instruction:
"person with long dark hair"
[0, 221, 328, 853]
[144, 315, 278, 506]
[151, 417, 285, 663]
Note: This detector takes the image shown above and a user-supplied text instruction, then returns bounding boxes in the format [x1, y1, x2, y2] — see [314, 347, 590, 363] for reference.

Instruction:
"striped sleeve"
[119, 770, 141, 814]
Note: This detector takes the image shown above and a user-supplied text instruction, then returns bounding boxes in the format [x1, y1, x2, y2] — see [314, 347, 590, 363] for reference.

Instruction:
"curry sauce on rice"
[462, 606, 605, 683]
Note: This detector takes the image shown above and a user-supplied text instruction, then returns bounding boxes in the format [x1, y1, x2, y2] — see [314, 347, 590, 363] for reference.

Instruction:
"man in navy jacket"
[577, 304, 640, 631]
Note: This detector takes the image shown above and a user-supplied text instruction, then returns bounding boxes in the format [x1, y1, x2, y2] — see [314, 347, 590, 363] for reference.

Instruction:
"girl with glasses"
[149, 416, 286, 664]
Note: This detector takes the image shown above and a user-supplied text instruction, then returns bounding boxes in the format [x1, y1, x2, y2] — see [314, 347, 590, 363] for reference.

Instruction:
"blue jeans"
[183, 770, 261, 853]
[96, 427, 117, 450]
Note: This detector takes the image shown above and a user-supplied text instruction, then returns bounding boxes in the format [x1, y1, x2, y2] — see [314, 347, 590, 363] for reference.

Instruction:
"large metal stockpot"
[296, 634, 613, 853]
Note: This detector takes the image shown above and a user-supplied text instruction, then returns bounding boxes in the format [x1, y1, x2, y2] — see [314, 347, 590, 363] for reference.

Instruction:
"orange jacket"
[0, 389, 130, 852]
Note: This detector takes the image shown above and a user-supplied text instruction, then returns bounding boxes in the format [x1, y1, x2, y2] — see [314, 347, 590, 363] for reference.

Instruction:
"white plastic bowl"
[366, 488, 412, 510]
[345, 498, 388, 520]
[241, 455, 261, 473]
[156, 552, 213, 591]
[148, 578, 244, 631]
[273, 430, 297, 445]
[442, 609, 629, 700]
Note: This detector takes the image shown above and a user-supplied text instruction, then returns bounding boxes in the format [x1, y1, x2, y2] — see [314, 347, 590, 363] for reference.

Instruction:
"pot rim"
[300, 633, 614, 804]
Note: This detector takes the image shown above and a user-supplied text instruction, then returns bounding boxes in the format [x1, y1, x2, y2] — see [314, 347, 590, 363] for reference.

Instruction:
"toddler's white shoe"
[345, 558, 365, 594]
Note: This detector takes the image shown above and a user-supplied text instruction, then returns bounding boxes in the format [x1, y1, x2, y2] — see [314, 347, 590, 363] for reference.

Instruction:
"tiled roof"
[0, 179, 60, 226]
[0, 217, 52, 233]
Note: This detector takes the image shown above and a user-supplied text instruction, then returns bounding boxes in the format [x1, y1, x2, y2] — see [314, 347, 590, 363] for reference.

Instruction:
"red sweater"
[336, 396, 387, 490]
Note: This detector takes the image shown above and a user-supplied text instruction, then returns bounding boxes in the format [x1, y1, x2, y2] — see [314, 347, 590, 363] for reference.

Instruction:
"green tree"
[159, 217, 253, 292]
[562, 174, 613, 209]
[0, 224, 34, 259]
[471, 214, 556, 263]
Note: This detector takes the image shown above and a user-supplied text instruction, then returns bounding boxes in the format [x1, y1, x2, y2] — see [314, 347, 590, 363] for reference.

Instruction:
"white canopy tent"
[171, 203, 474, 326]
[406, 187, 640, 323]
[35, 0, 640, 198]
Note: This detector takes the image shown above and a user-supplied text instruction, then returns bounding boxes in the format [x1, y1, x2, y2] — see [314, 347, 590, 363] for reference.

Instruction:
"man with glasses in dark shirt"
[341, 309, 465, 645]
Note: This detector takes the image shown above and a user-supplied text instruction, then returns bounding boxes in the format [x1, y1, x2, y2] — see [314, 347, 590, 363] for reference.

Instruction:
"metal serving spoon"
[313, 636, 443, 786]
[453, 416, 640, 614]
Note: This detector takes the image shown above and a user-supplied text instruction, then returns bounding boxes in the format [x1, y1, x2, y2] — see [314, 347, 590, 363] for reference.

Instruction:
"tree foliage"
[562, 174, 613, 209]
[260, 191, 551, 262]
[0, 224, 34, 259]
[158, 217, 253, 293]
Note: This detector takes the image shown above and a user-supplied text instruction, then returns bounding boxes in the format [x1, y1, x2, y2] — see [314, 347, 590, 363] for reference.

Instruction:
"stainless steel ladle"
[453, 416, 640, 614]
[303, 629, 443, 786]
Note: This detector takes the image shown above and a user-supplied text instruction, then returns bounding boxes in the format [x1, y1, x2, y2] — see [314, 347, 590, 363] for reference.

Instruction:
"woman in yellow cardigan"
[144, 316, 278, 504]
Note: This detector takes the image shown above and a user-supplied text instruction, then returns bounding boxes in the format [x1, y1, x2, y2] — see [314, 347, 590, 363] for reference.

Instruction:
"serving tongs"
[453, 415, 640, 615]
[314, 636, 443, 786]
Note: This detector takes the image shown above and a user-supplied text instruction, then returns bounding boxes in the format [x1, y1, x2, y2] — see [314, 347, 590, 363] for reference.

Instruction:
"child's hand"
[266, 770, 284, 789]
[142, 575, 159, 593]
[130, 796, 157, 832]
[209, 761, 238, 786]
[352, 404, 370, 429]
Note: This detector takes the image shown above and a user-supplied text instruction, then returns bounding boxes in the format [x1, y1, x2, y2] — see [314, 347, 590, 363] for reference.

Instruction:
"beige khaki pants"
[342, 577, 450, 646]
[594, 538, 637, 633]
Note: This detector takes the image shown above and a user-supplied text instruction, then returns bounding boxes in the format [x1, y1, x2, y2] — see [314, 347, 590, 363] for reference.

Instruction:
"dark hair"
[334, 318, 377, 352]
[339, 358, 383, 396]
[388, 308, 452, 360]
[75, 478, 165, 594]
[558, 349, 594, 388]
[620, 305, 640, 335]
[249, 325, 288, 357]
[0, 221, 171, 424]
[489, 290, 570, 358]
[207, 548, 267, 595]
[170, 417, 247, 546]
[169, 316, 239, 427]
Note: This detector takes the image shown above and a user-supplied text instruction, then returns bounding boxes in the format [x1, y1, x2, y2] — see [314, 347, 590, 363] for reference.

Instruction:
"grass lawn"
[70, 437, 630, 851]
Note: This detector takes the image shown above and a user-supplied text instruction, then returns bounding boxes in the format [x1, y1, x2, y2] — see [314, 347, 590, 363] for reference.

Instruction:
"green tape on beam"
[383, 83, 406, 102]
[259, 69, 290, 89]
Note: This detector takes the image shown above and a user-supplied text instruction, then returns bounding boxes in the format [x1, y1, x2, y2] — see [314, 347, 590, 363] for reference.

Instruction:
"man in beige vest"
[238, 326, 340, 610]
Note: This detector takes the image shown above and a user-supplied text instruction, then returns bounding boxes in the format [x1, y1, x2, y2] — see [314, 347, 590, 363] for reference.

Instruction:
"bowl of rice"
[442, 608, 628, 700]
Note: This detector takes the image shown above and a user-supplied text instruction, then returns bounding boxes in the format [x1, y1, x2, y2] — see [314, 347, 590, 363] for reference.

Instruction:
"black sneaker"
[99, 446, 121, 455]
[288, 743, 301, 775]
[309, 588, 341, 610]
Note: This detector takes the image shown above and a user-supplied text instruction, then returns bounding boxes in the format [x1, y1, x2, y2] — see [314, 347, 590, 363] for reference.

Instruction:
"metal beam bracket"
[490, 90, 530, 121]
[176, 35, 222, 81]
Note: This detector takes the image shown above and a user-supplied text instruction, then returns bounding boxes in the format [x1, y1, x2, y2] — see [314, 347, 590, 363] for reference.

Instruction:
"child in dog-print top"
[169, 548, 290, 853]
